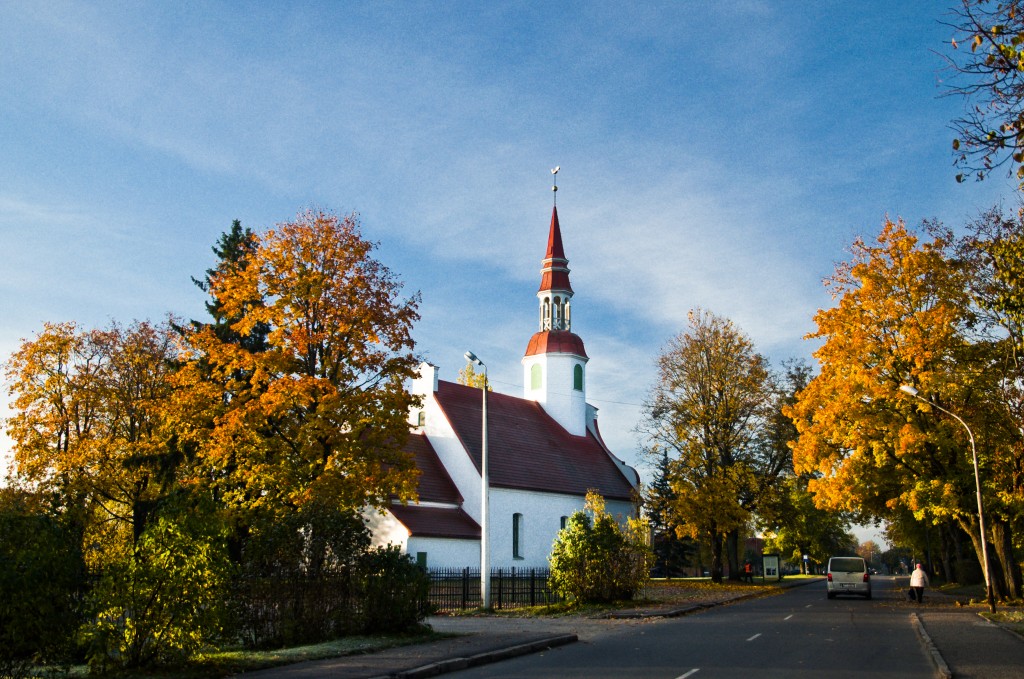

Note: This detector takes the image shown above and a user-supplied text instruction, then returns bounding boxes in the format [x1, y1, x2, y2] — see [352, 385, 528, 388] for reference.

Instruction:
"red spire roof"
[546, 206, 566, 261]
[538, 206, 573, 293]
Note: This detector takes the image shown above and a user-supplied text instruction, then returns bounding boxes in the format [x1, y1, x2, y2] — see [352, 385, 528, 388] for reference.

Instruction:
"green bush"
[549, 492, 650, 605]
[79, 514, 230, 671]
[356, 546, 431, 633]
[0, 491, 84, 678]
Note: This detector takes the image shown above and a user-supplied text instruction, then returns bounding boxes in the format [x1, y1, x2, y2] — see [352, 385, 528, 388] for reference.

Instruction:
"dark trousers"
[911, 586, 924, 602]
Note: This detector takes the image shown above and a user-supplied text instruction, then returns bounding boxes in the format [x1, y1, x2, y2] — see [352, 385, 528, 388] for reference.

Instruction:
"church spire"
[523, 168, 589, 436]
[537, 206, 573, 330]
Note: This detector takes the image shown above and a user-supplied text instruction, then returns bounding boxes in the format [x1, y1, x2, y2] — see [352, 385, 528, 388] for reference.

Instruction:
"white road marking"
[784, 614, 794, 620]
[675, 670, 700, 679]
[747, 633, 762, 641]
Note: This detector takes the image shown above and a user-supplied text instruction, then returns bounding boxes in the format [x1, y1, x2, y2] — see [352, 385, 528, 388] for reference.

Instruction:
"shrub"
[79, 514, 230, 670]
[549, 492, 651, 604]
[355, 545, 431, 633]
[0, 490, 84, 678]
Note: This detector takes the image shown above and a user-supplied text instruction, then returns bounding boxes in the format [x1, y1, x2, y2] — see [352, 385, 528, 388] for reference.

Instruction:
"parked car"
[826, 556, 871, 599]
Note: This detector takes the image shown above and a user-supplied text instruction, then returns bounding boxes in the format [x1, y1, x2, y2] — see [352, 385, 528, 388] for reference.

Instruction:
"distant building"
[367, 202, 639, 569]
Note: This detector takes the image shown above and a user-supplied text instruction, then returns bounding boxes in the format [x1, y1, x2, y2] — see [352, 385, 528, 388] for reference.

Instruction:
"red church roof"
[523, 329, 588, 358]
[538, 206, 573, 293]
[388, 504, 480, 540]
[433, 380, 635, 501]
[391, 433, 479, 540]
[403, 432, 463, 504]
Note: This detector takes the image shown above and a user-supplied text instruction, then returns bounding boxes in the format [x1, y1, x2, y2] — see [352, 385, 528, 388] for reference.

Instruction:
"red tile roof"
[524, 330, 588, 358]
[404, 432, 463, 504]
[433, 380, 636, 501]
[389, 505, 480, 540]
[390, 434, 478, 539]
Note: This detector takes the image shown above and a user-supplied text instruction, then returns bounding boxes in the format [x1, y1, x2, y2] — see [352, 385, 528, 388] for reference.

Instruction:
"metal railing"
[427, 567, 562, 612]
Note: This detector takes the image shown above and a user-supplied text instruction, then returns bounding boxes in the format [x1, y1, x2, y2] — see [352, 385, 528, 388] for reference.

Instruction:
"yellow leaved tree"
[185, 209, 422, 524]
[787, 217, 1019, 596]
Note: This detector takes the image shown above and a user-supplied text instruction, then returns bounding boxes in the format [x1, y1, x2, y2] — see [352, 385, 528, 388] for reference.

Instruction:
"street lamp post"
[899, 384, 995, 613]
[465, 351, 490, 609]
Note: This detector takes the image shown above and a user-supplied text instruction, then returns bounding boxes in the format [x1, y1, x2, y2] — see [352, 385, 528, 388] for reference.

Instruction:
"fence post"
[530, 568, 536, 607]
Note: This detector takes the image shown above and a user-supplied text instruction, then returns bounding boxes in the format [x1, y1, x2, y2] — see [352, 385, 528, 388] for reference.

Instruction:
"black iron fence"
[427, 567, 562, 612]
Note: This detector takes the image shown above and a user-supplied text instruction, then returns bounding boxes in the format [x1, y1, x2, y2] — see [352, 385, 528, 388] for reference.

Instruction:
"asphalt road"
[449, 577, 938, 678]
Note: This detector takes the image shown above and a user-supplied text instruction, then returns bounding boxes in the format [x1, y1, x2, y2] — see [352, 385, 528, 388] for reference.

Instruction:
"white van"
[826, 556, 871, 599]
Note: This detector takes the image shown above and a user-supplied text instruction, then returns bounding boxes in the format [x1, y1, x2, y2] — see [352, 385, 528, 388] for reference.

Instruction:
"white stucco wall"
[365, 506, 411, 551]
[485, 488, 635, 569]
[406, 536, 480, 569]
[521, 352, 588, 436]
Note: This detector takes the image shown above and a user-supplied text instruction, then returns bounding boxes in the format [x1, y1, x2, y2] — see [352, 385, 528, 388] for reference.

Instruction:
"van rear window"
[830, 558, 865, 572]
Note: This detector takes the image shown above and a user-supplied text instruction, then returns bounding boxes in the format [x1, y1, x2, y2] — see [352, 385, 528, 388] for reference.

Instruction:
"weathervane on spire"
[551, 166, 560, 205]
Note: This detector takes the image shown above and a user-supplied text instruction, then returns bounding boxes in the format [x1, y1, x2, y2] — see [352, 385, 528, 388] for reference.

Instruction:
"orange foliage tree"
[183, 209, 422, 523]
[788, 217, 1019, 595]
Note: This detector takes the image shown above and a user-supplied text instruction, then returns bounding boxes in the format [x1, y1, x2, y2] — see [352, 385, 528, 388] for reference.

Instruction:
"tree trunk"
[726, 530, 741, 581]
[939, 522, 954, 584]
[710, 533, 724, 583]
[957, 515, 1006, 597]
[992, 518, 1022, 600]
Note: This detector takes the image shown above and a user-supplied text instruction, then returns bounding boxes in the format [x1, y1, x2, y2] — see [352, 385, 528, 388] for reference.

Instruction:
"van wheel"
[827, 592, 836, 600]
[865, 592, 872, 600]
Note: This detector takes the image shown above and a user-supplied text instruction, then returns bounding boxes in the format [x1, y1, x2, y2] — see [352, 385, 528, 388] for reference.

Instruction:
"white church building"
[368, 200, 640, 569]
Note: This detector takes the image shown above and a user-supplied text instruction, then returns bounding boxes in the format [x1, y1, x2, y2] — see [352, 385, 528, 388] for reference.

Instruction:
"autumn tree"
[186, 209, 422, 531]
[456, 361, 490, 390]
[955, 208, 1024, 596]
[638, 310, 776, 583]
[788, 217, 1019, 597]
[4, 319, 188, 560]
[944, 0, 1024, 184]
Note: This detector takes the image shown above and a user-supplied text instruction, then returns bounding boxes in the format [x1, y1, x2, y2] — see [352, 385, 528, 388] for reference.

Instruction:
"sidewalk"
[243, 578, 816, 678]
[915, 604, 1024, 679]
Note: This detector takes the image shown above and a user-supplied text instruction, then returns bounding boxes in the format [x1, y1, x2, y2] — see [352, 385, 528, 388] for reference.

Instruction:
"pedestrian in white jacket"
[910, 563, 929, 603]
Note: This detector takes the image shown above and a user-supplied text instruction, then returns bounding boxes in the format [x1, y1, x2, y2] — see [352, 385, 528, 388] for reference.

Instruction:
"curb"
[911, 612, 953, 679]
[370, 634, 578, 679]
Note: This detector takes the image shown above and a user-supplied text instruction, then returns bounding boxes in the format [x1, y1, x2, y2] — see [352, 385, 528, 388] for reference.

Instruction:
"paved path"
[916, 608, 1024, 679]
[243, 581, 1024, 679]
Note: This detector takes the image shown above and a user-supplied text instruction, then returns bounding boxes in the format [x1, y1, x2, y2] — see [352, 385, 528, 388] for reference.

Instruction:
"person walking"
[910, 563, 929, 603]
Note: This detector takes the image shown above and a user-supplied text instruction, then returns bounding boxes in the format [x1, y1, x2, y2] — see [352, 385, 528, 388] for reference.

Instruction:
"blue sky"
[0, 2, 1015, 543]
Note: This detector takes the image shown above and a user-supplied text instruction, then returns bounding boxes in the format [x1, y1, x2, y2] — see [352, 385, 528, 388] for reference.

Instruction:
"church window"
[565, 301, 571, 330]
[531, 364, 542, 390]
[560, 515, 568, 530]
[513, 513, 524, 559]
[573, 364, 583, 391]
[542, 298, 551, 330]
[417, 411, 425, 427]
[416, 552, 427, 568]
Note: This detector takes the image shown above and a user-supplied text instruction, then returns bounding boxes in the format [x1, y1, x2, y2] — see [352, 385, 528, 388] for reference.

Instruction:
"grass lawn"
[43, 576, 820, 677]
[45, 628, 452, 679]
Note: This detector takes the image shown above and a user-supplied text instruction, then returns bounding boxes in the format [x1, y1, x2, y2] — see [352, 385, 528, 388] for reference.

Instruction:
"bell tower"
[522, 169, 589, 436]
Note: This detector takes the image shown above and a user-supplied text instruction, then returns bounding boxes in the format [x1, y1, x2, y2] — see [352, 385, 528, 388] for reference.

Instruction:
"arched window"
[565, 301, 571, 330]
[560, 516, 569, 530]
[553, 296, 562, 329]
[531, 364, 542, 390]
[513, 513, 524, 559]
[542, 298, 551, 330]
[573, 364, 583, 391]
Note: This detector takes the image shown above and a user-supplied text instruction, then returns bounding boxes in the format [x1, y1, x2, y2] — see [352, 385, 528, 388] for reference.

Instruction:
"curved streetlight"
[465, 351, 490, 609]
[899, 384, 995, 613]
